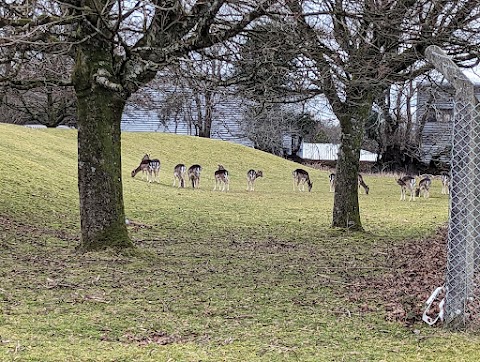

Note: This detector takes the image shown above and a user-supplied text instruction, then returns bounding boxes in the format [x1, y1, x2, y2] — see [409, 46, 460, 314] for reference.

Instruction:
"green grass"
[0, 122, 478, 361]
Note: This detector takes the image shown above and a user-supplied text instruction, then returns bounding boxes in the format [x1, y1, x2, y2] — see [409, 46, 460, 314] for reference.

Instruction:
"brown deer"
[397, 175, 416, 201]
[130, 154, 150, 180]
[132, 156, 160, 183]
[329, 173, 369, 195]
[173, 164, 187, 188]
[415, 176, 432, 198]
[292, 168, 313, 192]
[246, 169, 263, 191]
[188, 164, 202, 189]
[213, 164, 229, 192]
[357, 174, 370, 195]
[139, 154, 150, 180]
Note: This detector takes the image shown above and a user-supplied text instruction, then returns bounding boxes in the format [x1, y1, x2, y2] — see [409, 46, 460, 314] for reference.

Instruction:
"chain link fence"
[445, 99, 480, 329]
[425, 46, 480, 329]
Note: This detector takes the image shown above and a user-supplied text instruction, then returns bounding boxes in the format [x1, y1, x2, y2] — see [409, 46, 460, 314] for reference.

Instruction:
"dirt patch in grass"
[348, 227, 447, 326]
[120, 330, 196, 346]
[0, 214, 78, 243]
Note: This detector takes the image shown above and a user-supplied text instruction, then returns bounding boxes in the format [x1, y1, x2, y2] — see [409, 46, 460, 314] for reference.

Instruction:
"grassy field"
[0, 122, 478, 361]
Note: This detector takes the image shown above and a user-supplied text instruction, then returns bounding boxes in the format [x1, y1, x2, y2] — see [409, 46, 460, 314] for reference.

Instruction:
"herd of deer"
[396, 174, 450, 201]
[131, 154, 451, 198]
[131, 154, 262, 192]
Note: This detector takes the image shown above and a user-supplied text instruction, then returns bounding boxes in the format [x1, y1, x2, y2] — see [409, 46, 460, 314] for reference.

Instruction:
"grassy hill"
[1, 122, 477, 361]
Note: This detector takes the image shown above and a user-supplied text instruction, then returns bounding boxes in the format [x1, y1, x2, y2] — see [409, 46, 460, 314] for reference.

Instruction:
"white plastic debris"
[422, 286, 445, 326]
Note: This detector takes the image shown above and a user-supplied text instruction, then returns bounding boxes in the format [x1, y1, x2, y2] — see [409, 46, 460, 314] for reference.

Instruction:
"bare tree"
[183, 51, 227, 138]
[366, 80, 422, 173]
[0, 0, 279, 251]
[0, 53, 76, 126]
[232, 20, 318, 154]
[285, 0, 480, 230]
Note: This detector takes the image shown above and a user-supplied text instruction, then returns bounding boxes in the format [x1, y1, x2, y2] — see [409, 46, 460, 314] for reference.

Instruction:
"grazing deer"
[246, 169, 263, 191]
[415, 176, 432, 198]
[130, 154, 150, 180]
[441, 174, 450, 195]
[131, 156, 160, 183]
[329, 173, 369, 195]
[213, 164, 229, 192]
[139, 154, 150, 180]
[147, 159, 161, 183]
[358, 174, 370, 195]
[188, 164, 202, 189]
[397, 175, 416, 201]
[173, 164, 187, 188]
[292, 168, 313, 192]
[329, 173, 335, 192]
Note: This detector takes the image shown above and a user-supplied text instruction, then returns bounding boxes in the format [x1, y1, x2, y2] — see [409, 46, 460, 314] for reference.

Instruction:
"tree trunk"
[197, 119, 212, 138]
[332, 106, 368, 230]
[197, 90, 214, 138]
[73, 47, 133, 251]
[332, 131, 363, 230]
[75, 88, 132, 251]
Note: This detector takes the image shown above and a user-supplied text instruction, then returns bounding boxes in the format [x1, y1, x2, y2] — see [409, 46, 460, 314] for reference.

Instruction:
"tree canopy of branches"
[150, 53, 225, 139]
[233, 21, 317, 155]
[234, 21, 303, 101]
[0, 0, 280, 251]
[285, 0, 480, 230]
[0, 54, 76, 126]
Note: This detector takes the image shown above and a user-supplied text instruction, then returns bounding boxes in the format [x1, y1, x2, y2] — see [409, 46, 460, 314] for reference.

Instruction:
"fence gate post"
[425, 45, 480, 329]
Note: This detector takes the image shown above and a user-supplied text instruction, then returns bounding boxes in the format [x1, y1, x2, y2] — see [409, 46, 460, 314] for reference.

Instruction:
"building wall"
[121, 94, 255, 147]
[416, 83, 480, 166]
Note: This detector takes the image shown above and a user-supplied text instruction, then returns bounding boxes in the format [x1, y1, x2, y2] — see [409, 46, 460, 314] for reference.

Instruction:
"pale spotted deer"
[329, 173, 335, 192]
[397, 175, 416, 201]
[441, 174, 450, 195]
[292, 168, 313, 192]
[188, 164, 202, 189]
[173, 164, 187, 188]
[246, 169, 263, 191]
[146, 159, 160, 183]
[415, 176, 432, 198]
[213, 164, 229, 192]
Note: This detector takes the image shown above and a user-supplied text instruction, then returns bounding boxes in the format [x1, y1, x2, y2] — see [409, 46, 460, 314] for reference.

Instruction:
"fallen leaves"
[347, 227, 447, 326]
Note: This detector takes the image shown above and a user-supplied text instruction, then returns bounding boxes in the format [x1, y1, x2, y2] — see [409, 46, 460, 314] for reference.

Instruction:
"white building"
[296, 142, 378, 162]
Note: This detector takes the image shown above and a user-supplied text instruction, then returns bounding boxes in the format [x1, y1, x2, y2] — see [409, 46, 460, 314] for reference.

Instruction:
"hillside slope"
[0, 123, 333, 237]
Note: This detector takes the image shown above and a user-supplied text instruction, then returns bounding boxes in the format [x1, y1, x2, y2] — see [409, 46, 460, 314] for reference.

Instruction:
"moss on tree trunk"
[75, 88, 132, 251]
[332, 133, 363, 230]
[72, 43, 133, 252]
[332, 102, 370, 230]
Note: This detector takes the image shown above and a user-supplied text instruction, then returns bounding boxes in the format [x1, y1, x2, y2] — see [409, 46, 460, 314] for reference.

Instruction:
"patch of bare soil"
[347, 228, 447, 326]
[0, 214, 78, 242]
[121, 331, 196, 346]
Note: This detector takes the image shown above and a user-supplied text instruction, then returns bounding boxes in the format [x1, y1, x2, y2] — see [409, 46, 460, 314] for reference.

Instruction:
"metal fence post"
[425, 45, 479, 329]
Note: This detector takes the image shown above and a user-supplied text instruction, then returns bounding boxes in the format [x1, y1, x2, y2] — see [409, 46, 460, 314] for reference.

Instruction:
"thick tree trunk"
[72, 43, 133, 251]
[75, 88, 132, 251]
[332, 105, 368, 230]
[332, 130, 363, 230]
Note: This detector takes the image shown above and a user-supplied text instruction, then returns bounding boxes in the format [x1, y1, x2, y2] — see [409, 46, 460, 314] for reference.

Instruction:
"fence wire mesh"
[444, 100, 480, 328]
